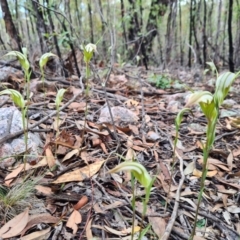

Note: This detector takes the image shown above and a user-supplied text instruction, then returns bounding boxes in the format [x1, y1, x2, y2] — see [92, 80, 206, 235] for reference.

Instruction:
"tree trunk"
[25, 7, 32, 51]
[165, 1, 174, 65]
[228, 0, 234, 72]
[98, 0, 107, 55]
[188, 0, 193, 68]
[202, 0, 207, 68]
[74, 0, 82, 33]
[127, 0, 141, 60]
[214, 0, 222, 67]
[46, 0, 62, 60]
[88, 0, 94, 44]
[65, 0, 73, 35]
[32, 0, 49, 53]
[222, 1, 228, 63]
[143, 0, 169, 68]
[234, 0, 240, 69]
[178, 0, 184, 66]
[0, 0, 22, 51]
[192, 0, 202, 65]
[120, 0, 127, 51]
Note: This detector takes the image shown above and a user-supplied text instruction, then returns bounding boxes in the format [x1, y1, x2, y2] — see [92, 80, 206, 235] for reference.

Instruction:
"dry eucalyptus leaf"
[53, 160, 105, 184]
[0, 208, 29, 238]
[66, 210, 82, 234]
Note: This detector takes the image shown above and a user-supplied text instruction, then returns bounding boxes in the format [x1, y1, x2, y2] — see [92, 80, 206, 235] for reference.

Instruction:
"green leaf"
[214, 72, 236, 107]
[196, 218, 206, 228]
[138, 224, 151, 239]
[0, 89, 25, 109]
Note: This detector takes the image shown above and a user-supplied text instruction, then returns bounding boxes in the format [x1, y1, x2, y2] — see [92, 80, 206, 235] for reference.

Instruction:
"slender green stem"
[22, 108, 28, 173]
[164, 129, 179, 213]
[23, 72, 30, 172]
[81, 61, 90, 147]
[189, 120, 217, 240]
[131, 173, 136, 240]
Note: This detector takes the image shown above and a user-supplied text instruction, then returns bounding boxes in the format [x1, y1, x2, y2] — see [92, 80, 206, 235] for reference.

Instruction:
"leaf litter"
[0, 63, 240, 240]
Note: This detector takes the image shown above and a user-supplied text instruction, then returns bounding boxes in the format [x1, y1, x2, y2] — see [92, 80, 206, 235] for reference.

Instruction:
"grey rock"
[0, 106, 42, 168]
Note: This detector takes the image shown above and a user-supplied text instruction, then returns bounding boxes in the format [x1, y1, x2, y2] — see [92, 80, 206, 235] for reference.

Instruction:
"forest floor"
[0, 60, 240, 240]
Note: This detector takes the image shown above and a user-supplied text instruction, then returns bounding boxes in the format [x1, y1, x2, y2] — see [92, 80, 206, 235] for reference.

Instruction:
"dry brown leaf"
[157, 173, 169, 194]
[62, 149, 79, 162]
[144, 114, 151, 123]
[233, 147, 240, 157]
[129, 124, 139, 135]
[0, 208, 29, 238]
[74, 196, 88, 210]
[4, 164, 31, 186]
[21, 214, 59, 236]
[93, 202, 105, 213]
[66, 210, 82, 234]
[212, 203, 224, 212]
[148, 209, 166, 237]
[45, 147, 56, 168]
[68, 86, 82, 96]
[184, 162, 195, 175]
[193, 236, 206, 240]
[104, 225, 127, 236]
[100, 142, 108, 154]
[35, 185, 53, 195]
[102, 201, 124, 211]
[127, 136, 134, 148]
[86, 218, 93, 240]
[53, 160, 105, 183]
[132, 145, 146, 152]
[68, 102, 86, 111]
[216, 177, 240, 190]
[193, 169, 218, 178]
[125, 148, 136, 161]
[31, 157, 47, 168]
[135, 201, 166, 237]
[20, 227, 51, 240]
[124, 99, 139, 108]
[227, 152, 233, 171]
